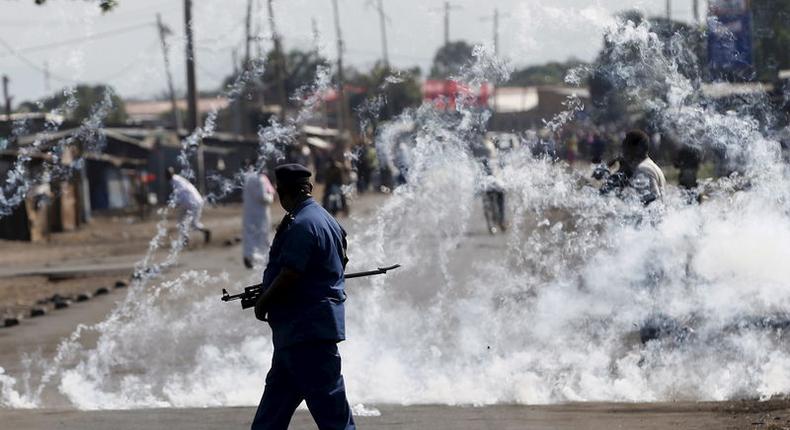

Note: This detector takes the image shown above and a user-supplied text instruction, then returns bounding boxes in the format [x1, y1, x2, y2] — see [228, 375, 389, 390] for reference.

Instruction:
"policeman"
[251, 163, 356, 430]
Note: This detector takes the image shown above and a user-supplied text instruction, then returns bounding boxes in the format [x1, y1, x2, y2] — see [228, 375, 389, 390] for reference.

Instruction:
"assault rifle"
[221, 264, 401, 309]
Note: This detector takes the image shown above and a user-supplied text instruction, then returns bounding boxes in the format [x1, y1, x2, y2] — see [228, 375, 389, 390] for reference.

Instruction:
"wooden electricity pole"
[244, 0, 253, 67]
[2, 75, 11, 118]
[331, 0, 349, 140]
[43, 61, 50, 93]
[157, 13, 182, 130]
[493, 8, 499, 56]
[666, 0, 672, 22]
[267, 0, 288, 121]
[444, 1, 450, 46]
[692, 0, 700, 24]
[183, 0, 204, 192]
[442, 1, 461, 47]
[374, 0, 390, 69]
[480, 8, 500, 56]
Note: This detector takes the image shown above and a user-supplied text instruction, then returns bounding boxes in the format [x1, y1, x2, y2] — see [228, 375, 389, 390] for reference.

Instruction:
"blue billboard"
[708, 0, 753, 79]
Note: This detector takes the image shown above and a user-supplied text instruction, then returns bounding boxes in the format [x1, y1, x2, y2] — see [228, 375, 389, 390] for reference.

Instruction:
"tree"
[429, 41, 474, 79]
[348, 62, 422, 123]
[507, 60, 587, 87]
[279, 49, 330, 99]
[587, 11, 705, 122]
[33, 0, 117, 12]
[752, 0, 790, 80]
[18, 84, 127, 125]
[224, 48, 330, 107]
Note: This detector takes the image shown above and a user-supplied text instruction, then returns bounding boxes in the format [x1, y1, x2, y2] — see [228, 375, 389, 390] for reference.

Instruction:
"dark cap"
[274, 163, 312, 187]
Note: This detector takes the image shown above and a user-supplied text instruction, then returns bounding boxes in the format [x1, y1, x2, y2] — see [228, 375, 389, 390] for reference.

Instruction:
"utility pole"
[244, 0, 253, 67]
[442, 1, 461, 47]
[374, 0, 390, 69]
[312, 17, 330, 129]
[43, 61, 50, 93]
[231, 48, 243, 134]
[480, 8, 500, 56]
[267, 0, 288, 121]
[666, 0, 672, 22]
[238, 0, 254, 135]
[183, 0, 204, 193]
[255, 0, 264, 59]
[331, 0, 349, 139]
[692, 0, 700, 25]
[311, 17, 320, 55]
[2, 75, 11, 118]
[493, 8, 499, 56]
[157, 13, 182, 131]
[444, 1, 450, 46]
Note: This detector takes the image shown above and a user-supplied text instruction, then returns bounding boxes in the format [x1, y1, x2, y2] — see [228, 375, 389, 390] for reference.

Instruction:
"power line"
[0, 35, 161, 90]
[98, 40, 161, 82]
[344, 48, 431, 63]
[195, 61, 227, 81]
[0, 22, 155, 58]
[0, 36, 77, 84]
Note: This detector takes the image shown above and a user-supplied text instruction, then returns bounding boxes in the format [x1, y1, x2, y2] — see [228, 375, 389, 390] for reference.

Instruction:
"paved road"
[2, 195, 787, 428]
[2, 402, 788, 430]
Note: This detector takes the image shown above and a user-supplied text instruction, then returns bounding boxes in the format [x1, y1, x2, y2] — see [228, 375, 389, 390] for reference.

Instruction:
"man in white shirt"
[242, 162, 275, 268]
[166, 167, 211, 244]
[622, 130, 666, 205]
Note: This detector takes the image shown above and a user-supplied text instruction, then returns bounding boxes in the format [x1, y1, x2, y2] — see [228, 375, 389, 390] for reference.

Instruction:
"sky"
[0, 0, 708, 103]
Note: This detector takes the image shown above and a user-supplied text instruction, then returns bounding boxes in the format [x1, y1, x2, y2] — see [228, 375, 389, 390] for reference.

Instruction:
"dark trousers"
[251, 341, 356, 430]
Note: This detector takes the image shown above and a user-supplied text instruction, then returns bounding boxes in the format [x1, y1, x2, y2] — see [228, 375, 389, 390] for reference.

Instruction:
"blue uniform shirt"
[262, 198, 347, 350]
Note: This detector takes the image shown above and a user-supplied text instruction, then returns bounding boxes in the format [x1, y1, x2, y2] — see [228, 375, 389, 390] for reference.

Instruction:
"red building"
[422, 80, 491, 110]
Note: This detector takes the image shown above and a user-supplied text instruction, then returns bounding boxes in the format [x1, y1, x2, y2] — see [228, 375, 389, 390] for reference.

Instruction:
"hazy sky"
[0, 0, 708, 103]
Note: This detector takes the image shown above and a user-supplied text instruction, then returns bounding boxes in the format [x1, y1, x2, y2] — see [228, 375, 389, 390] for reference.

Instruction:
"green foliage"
[752, 0, 790, 80]
[225, 49, 330, 106]
[348, 62, 422, 123]
[507, 60, 587, 87]
[279, 49, 330, 96]
[18, 84, 127, 125]
[429, 41, 474, 78]
[33, 0, 118, 12]
[588, 12, 706, 122]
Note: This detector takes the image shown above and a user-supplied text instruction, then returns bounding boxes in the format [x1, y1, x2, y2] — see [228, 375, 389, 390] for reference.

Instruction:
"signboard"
[422, 80, 490, 110]
[708, 0, 753, 79]
[709, 0, 749, 15]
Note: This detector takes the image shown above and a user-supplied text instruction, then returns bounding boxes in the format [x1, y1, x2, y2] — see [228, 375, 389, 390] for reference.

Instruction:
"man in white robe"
[242, 166, 275, 268]
[167, 167, 211, 244]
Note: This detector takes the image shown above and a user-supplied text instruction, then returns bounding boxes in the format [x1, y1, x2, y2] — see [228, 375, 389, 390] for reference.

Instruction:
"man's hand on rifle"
[254, 267, 302, 321]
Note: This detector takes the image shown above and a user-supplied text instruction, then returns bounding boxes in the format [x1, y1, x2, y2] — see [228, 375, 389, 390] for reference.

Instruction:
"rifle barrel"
[221, 265, 400, 305]
[345, 264, 401, 279]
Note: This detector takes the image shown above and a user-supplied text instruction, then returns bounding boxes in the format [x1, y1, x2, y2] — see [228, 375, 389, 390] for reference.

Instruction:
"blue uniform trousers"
[251, 341, 356, 430]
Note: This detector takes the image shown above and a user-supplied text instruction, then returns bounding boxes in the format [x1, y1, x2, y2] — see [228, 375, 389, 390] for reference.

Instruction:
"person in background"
[566, 132, 578, 165]
[622, 130, 666, 205]
[598, 130, 666, 206]
[166, 167, 211, 244]
[242, 159, 275, 269]
[323, 160, 348, 216]
[674, 145, 703, 204]
[674, 145, 702, 190]
[591, 132, 607, 164]
[356, 144, 378, 193]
